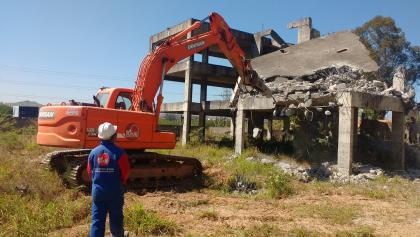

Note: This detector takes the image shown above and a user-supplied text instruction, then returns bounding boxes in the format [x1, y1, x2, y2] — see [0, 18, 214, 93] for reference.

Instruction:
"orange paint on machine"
[37, 12, 270, 188]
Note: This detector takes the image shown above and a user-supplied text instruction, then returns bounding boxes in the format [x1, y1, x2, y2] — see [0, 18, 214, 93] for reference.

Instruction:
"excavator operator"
[87, 122, 131, 237]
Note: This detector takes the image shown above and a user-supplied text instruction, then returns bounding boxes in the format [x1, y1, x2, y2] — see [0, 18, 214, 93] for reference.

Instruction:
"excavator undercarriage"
[41, 150, 203, 189]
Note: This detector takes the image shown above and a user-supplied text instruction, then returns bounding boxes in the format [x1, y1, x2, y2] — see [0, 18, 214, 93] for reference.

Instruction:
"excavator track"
[40, 149, 92, 188]
[40, 149, 203, 189]
[127, 151, 203, 189]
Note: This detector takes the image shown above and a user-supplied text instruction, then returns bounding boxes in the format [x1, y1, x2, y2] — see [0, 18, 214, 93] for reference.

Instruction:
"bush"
[267, 171, 293, 198]
[125, 204, 177, 236]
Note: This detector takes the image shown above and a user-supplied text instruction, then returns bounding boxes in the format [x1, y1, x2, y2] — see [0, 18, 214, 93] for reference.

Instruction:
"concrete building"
[151, 18, 286, 145]
[153, 16, 407, 176]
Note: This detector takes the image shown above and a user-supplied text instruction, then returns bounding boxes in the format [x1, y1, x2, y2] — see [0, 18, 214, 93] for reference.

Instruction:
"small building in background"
[12, 106, 39, 118]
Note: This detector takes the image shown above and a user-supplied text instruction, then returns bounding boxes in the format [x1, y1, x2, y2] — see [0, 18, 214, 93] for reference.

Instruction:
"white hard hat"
[98, 122, 117, 140]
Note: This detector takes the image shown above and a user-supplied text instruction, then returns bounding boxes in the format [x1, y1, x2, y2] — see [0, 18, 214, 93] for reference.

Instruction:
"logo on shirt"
[124, 123, 139, 140]
[97, 153, 110, 167]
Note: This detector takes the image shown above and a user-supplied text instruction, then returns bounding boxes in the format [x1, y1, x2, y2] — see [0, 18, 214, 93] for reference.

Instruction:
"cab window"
[96, 92, 109, 108]
[115, 92, 132, 110]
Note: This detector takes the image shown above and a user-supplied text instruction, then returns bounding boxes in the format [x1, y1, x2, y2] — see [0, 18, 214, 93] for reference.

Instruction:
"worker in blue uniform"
[87, 122, 130, 237]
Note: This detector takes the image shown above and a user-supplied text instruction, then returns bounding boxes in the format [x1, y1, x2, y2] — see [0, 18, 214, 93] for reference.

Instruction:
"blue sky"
[1, 0, 419, 104]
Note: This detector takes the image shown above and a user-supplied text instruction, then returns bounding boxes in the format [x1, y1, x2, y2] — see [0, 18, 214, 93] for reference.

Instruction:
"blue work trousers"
[90, 194, 124, 237]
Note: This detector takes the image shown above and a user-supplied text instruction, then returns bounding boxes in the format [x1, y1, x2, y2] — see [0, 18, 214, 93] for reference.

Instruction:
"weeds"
[0, 152, 65, 199]
[266, 171, 293, 198]
[0, 131, 25, 151]
[0, 124, 90, 236]
[0, 192, 90, 236]
[125, 204, 177, 236]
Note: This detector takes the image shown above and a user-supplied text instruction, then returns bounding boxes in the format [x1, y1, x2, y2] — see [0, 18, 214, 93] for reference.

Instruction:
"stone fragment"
[304, 99, 313, 107]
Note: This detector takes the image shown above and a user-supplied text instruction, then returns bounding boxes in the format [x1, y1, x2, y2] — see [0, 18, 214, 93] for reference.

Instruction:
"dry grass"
[197, 208, 219, 220]
[295, 202, 360, 225]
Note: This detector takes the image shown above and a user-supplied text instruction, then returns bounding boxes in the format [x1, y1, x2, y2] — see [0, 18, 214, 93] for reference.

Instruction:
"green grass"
[0, 191, 90, 236]
[157, 143, 233, 168]
[157, 143, 297, 198]
[0, 123, 90, 236]
[125, 204, 177, 236]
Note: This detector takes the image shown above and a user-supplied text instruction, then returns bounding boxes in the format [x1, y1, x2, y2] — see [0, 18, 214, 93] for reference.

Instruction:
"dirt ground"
[54, 186, 420, 237]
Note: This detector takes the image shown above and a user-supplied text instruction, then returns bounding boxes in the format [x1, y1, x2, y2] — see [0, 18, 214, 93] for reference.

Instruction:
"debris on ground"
[244, 155, 420, 184]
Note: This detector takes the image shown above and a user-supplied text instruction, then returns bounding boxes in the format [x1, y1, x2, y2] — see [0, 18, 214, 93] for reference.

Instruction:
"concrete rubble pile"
[260, 65, 416, 108]
[247, 31, 416, 108]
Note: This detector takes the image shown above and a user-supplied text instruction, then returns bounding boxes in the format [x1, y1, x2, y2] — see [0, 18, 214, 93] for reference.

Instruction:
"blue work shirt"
[87, 140, 129, 200]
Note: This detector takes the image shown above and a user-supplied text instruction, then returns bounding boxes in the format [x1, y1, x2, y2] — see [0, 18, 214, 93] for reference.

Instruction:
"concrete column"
[181, 23, 194, 146]
[230, 116, 235, 139]
[266, 117, 273, 140]
[287, 17, 320, 44]
[288, 17, 312, 44]
[198, 50, 208, 142]
[337, 106, 357, 176]
[235, 107, 245, 154]
[391, 111, 405, 170]
[353, 108, 359, 159]
[282, 117, 290, 141]
[181, 56, 193, 146]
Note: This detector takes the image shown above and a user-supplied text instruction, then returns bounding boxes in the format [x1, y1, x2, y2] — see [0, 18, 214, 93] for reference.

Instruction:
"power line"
[0, 79, 96, 91]
[0, 64, 133, 82]
[0, 79, 224, 96]
[0, 65, 235, 94]
[0, 92, 91, 101]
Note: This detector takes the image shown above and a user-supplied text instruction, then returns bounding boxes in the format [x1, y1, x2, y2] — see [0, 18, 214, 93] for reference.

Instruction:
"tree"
[0, 103, 12, 116]
[354, 16, 420, 85]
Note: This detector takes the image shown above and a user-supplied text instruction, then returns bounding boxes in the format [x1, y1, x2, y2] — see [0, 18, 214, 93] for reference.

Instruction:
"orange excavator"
[37, 12, 271, 188]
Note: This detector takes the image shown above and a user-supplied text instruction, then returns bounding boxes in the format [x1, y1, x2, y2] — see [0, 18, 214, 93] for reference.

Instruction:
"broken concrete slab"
[250, 31, 378, 80]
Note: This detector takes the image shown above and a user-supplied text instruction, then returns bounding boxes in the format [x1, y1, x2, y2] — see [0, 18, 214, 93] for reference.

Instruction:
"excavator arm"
[131, 12, 271, 117]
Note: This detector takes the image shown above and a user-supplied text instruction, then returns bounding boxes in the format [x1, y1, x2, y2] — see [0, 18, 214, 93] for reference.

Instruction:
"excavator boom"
[132, 12, 271, 114]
